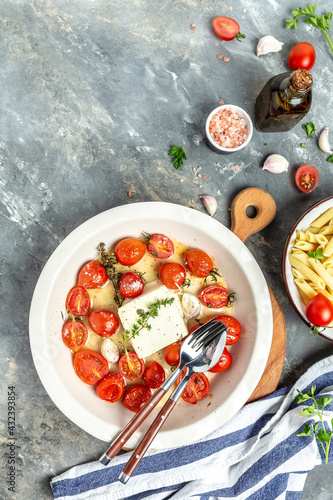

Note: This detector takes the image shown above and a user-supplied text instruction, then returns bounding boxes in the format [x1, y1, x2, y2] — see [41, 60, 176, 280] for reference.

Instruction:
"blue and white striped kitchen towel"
[51, 354, 333, 500]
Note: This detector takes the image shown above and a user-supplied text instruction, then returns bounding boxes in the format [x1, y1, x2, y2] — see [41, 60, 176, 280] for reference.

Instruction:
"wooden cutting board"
[230, 187, 286, 403]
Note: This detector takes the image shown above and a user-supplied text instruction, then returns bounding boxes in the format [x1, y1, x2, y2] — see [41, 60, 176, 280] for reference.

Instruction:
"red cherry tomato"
[78, 261, 108, 289]
[121, 385, 152, 412]
[164, 341, 182, 366]
[177, 368, 210, 404]
[288, 42, 316, 71]
[143, 361, 166, 389]
[209, 347, 232, 373]
[118, 272, 144, 298]
[159, 262, 186, 289]
[96, 372, 125, 402]
[184, 249, 214, 278]
[213, 16, 242, 41]
[73, 350, 109, 385]
[209, 315, 242, 345]
[306, 293, 333, 327]
[66, 286, 91, 316]
[88, 310, 119, 337]
[62, 321, 88, 352]
[147, 234, 174, 259]
[119, 352, 145, 381]
[188, 324, 201, 335]
[199, 285, 229, 308]
[115, 238, 146, 266]
[295, 165, 319, 193]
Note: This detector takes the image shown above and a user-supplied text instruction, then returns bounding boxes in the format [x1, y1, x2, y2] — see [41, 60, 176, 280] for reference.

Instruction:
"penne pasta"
[293, 241, 317, 251]
[296, 230, 306, 241]
[323, 237, 333, 258]
[319, 225, 333, 235]
[292, 268, 306, 280]
[308, 257, 333, 292]
[290, 251, 309, 265]
[289, 255, 326, 289]
[314, 234, 328, 247]
[305, 231, 317, 243]
[294, 278, 317, 299]
[310, 208, 333, 228]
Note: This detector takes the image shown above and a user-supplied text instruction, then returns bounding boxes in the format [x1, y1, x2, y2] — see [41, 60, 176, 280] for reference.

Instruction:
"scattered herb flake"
[300, 143, 306, 148]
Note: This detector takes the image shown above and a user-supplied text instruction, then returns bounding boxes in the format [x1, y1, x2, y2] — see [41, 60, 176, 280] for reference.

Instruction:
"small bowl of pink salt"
[205, 104, 253, 154]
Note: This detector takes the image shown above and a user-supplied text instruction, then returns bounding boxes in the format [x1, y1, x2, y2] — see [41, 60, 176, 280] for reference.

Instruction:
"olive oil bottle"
[255, 69, 312, 132]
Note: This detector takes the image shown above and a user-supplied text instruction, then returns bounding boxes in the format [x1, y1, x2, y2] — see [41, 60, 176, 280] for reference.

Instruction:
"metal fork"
[99, 317, 226, 467]
[118, 320, 227, 483]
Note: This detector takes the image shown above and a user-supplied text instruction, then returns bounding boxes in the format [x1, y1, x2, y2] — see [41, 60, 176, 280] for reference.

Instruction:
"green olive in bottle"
[255, 69, 313, 132]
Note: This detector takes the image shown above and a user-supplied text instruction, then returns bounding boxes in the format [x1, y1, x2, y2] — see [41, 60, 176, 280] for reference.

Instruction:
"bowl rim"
[205, 104, 253, 152]
[282, 195, 333, 341]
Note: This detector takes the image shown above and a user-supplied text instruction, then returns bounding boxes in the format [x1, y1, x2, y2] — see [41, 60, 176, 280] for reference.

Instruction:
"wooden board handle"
[230, 187, 276, 243]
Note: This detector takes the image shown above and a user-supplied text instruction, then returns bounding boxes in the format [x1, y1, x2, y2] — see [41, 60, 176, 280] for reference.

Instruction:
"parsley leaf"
[169, 145, 187, 170]
[307, 247, 324, 262]
[327, 154, 333, 163]
[286, 4, 333, 54]
[302, 122, 316, 138]
[300, 143, 306, 148]
[295, 386, 333, 463]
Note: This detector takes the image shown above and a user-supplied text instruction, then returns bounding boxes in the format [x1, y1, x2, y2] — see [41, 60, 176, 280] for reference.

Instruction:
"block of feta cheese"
[118, 281, 188, 358]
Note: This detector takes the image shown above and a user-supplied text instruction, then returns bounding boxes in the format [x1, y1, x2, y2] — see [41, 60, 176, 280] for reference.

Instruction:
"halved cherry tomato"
[199, 285, 229, 308]
[209, 315, 241, 345]
[118, 272, 144, 298]
[288, 42, 316, 71]
[159, 262, 186, 289]
[122, 385, 152, 412]
[306, 293, 333, 327]
[213, 16, 243, 41]
[119, 352, 145, 381]
[78, 261, 108, 289]
[96, 372, 125, 402]
[295, 165, 319, 193]
[164, 341, 182, 366]
[66, 286, 91, 316]
[88, 310, 119, 337]
[209, 347, 232, 373]
[62, 320, 88, 352]
[115, 238, 146, 266]
[184, 249, 213, 278]
[143, 361, 166, 389]
[188, 324, 201, 335]
[73, 350, 109, 385]
[177, 368, 210, 404]
[147, 234, 174, 259]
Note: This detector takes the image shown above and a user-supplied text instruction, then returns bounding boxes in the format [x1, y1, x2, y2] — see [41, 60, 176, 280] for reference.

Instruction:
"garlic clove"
[181, 293, 202, 320]
[318, 127, 331, 153]
[256, 35, 284, 57]
[100, 338, 119, 363]
[199, 194, 217, 216]
[263, 154, 289, 174]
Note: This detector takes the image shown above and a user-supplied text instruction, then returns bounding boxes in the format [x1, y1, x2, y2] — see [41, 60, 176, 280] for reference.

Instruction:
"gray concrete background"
[1, 0, 333, 498]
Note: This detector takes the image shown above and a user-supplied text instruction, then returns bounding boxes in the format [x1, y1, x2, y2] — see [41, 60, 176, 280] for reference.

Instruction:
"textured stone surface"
[1, 0, 333, 498]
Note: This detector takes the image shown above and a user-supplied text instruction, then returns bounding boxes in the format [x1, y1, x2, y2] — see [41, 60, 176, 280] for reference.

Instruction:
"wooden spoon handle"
[103, 387, 166, 461]
[230, 187, 276, 243]
[121, 398, 177, 480]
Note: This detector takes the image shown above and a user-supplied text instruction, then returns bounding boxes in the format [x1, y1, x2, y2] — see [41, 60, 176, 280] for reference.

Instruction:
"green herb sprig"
[302, 122, 316, 138]
[203, 267, 221, 286]
[121, 297, 175, 351]
[236, 32, 246, 42]
[327, 155, 333, 163]
[295, 385, 333, 464]
[97, 242, 123, 307]
[169, 145, 187, 170]
[286, 4, 333, 54]
[307, 248, 324, 262]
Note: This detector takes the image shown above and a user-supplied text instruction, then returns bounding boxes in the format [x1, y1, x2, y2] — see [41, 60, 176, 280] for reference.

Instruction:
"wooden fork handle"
[121, 398, 177, 480]
[103, 387, 166, 460]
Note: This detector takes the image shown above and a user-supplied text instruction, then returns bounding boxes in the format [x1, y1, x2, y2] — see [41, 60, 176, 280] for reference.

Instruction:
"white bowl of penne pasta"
[283, 197, 333, 340]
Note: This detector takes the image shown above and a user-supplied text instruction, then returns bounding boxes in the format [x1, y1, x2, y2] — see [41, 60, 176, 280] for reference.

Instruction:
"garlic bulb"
[256, 36, 284, 57]
[263, 154, 289, 174]
[100, 338, 119, 363]
[181, 293, 202, 320]
[199, 195, 217, 216]
[318, 127, 331, 153]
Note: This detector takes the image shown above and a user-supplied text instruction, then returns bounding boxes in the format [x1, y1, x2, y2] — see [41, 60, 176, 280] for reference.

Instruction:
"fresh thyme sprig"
[120, 297, 175, 352]
[295, 385, 333, 464]
[203, 267, 221, 286]
[97, 242, 124, 307]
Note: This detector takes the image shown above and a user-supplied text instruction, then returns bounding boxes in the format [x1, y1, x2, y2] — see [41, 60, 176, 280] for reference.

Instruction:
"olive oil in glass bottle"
[255, 69, 312, 132]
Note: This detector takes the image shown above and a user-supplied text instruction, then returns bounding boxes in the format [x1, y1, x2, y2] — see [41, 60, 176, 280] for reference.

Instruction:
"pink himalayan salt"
[209, 108, 248, 149]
